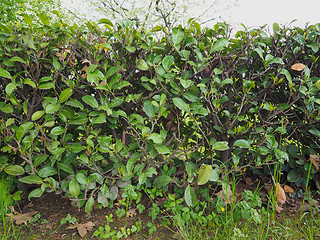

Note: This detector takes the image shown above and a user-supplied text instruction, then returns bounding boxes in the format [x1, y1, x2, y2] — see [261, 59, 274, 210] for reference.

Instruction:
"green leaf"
[137, 59, 149, 71]
[0, 68, 12, 79]
[274, 149, 289, 163]
[38, 167, 57, 178]
[172, 28, 184, 47]
[307, 42, 319, 53]
[211, 38, 228, 52]
[105, 66, 118, 79]
[148, 133, 164, 144]
[51, 126, 65, 135]
[37, 13, 50, 25]
[19, 175, 42, 184]
[24, 78, 36, 88]
[59, 88, 73, 103]
[4, 165, 25, 176]
[92, 113, 106, 124]
[155, 145, 170, 155]
[16, 122, 34, 142]
[10, 56, 26, 64]
[68, 143, 83, 153]
[32, 111, 45, 121]
[233, 139, 251, 149]
[28, 188, 44, 200]
[66, 99, 84, 109]
[173, 97, 188, 112]
[69, 178, 80, 198]
[212, 141, 229, 151]
[210, 168, 220, 182]
[82, 95, 99, 109]
[273, 23, 279, 35]
[268, 57, 284, 65]
[57, 162, 74, 174]
[255, 48, 264, 60]
[162, 55, 174, 71]
[184, 185, 197, 207]
[5, 82, 16, 95]
[45, 103, 61, 114]
[287, 168, 302, 182]
[85, 196, 95, 215]
[197, 164, 212, 185]
[113, 81, 131, 90]
[23, 14, 33, 25]
[143, 100, 155, 118]
[38, 82, 55, 90]
[98, 18, 113, 26]
[153, 175, 171, 189]
[76, 173, 88, 185]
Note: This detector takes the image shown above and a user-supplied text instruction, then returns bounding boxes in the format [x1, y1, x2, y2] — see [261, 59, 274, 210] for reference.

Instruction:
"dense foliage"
[1, 14, 320, 212]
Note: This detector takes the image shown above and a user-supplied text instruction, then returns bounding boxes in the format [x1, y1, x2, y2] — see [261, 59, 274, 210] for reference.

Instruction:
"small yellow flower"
[221, 207, 225, 212]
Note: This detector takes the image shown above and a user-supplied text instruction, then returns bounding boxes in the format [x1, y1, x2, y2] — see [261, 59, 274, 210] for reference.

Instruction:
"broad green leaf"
[273, 23, 279, 35]
[280, 69, 292, 85]
[113, 81, 131, 90]
[255, 47, 264, 60]
[19, 175, 42, 184]
[24, 78, 36, 88]
[184, 185, 197, 207]
[148, 133, 163, 144]
[143, 100, 155, 118]
[85, 196, 95, 215]
[4, 165, 25, 176]
[10, 56, 26, 64]
[34, 155, 48, 167]
[211, 38, 228, 52]
[28, 188, 44, 200]
[57, 162, 74, 174]
[162, 55, 174, 71]
[307, 42, 319, 53]
[31, 111, 45, 121]
[16, 122, 34, 142]
[23, 14, 32, 25]
[0, 68, 12, 79]
[76, 173, 88, 185]
[155, 145, 170, 155]
[287, 168, 302, 182]
[37, 13, 50, 25]
[59, 88, 73, 103]
[69, 178, 80, 198]
[212, 141, 229, 151]
[197, 164, 213, 185]
[38, 167, 57, 178]
[172, 28, 184, 47]
[82, 95, 99, 108]
[268, 57, 284, 65]
[92, 113, 106, 124]
[45, 103, 61, 114]
[210, 168, 220, 182]
[173, 97, 188, 112]
[68, 143, 83, 153]
[51, 126, 65, 135]
[98, 18, 113, 26]
[66, 99, 84, 109]
[137, 59, 149, 71]
[274, 149, 289, 163]
[105, 66, 118, 79]
[233, 139, 251, 149]
[153, 175, 171, 189]
[38, 82, 54, 89]
[5, 82, 16, 95]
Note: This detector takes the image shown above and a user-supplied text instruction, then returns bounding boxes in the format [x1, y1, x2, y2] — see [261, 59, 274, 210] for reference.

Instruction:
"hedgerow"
[1, 14, 320, 211]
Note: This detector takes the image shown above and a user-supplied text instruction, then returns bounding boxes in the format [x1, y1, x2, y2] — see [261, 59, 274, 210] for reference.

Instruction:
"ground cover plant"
[1, 9, 320, 239]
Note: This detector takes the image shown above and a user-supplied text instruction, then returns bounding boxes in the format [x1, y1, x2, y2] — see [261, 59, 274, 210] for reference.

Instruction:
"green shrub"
[1, 15, 320, 212]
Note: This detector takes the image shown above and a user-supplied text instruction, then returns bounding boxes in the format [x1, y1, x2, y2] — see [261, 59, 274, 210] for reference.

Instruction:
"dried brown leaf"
[276, 183, 286, 205]
[67, 222, 95, 238]
[291, 63, 306, 71]
[7, 211, 38, 225]
[276, 204, 283, 213]
[126, 208, 136, 218]
[284, 185, 294, 194]
[215, 189, 233, 204]
[244, 177, 254, 185]
[81, 59, 92, 65]
[309, 154, 320, 170]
